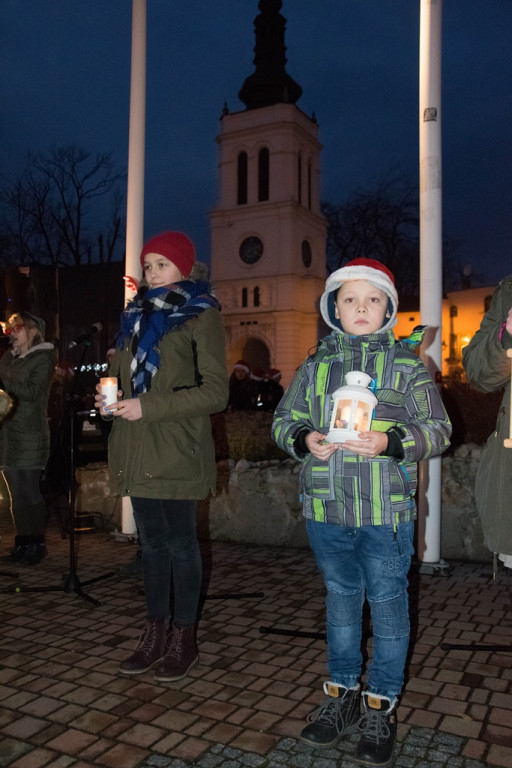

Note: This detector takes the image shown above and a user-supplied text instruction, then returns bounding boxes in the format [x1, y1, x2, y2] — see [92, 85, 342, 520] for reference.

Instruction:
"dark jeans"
[131, 497, 202, 625]
[2, 468, 46, 536]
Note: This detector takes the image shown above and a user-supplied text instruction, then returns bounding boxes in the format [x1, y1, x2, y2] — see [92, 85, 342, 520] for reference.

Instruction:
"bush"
[211, 410, 287, 462]
[212, 381, 504, 464]
[442, 382, 503, 447]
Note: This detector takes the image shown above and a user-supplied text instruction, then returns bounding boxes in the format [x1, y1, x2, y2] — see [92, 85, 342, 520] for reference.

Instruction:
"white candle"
[100, 377, 118, 412]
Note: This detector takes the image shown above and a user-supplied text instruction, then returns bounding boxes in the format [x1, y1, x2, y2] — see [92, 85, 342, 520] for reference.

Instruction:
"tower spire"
[238, 0, 302, 110]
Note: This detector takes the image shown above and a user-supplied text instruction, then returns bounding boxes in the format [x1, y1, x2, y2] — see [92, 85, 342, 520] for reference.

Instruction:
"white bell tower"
[209, 0, 326, 386]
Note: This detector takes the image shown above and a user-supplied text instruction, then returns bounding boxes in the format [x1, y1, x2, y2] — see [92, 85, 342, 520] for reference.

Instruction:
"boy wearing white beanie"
[272, 258, 451, 766]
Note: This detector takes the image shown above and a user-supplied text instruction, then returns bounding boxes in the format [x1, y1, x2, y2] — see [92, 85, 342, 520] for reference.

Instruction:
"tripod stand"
[8, 340, 114, 605]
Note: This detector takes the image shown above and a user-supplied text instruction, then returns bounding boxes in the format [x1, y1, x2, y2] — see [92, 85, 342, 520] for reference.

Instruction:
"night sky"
[2, 1, 511, 285]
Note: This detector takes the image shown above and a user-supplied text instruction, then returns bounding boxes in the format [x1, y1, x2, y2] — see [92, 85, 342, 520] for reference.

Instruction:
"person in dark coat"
[228, 360, 257, 410]
[259, 368, 284, 412]
[0, 312, 57, 564]
[462, 275, 512, 570]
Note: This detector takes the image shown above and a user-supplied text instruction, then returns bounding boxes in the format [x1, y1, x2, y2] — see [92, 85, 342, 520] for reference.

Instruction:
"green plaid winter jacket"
[272, 328, 451, 527]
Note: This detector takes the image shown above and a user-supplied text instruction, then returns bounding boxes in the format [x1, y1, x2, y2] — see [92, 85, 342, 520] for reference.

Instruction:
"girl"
[97, 231, 228, 682]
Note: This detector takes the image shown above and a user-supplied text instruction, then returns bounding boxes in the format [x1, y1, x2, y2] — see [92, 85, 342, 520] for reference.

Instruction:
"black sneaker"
[300, 682, 360, 748]
[355, 692, 397, 767]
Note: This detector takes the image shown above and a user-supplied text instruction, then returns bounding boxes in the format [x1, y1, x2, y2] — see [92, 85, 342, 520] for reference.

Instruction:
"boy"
[272, 258, 451, 766]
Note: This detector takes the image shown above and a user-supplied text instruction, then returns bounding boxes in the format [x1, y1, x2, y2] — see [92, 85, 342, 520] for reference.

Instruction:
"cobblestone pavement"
[1, 506, 512, 768]
[137, 729, 489, 768]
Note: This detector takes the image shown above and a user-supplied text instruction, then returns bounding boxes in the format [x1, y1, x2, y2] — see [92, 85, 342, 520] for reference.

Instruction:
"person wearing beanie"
[96, 230, 228, 683]
[272, 257, 451, 766]
[0, 311, 57, 565]
[228, 359, 257, 410]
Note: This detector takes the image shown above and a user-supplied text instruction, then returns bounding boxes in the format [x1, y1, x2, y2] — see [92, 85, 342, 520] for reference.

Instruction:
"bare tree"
[1, 145, 125, 267]
[322, 175, 462, 297]
[322, 177, 420, 298]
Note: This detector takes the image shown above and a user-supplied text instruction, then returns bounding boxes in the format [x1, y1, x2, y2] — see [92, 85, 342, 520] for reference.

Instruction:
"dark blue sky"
[2, 1, 511, 285]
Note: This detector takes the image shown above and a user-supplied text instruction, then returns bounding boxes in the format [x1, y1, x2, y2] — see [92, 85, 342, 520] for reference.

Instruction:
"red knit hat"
[140, 231, 196, 277]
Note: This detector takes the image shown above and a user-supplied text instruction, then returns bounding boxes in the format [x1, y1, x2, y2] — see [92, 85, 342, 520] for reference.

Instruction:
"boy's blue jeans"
[306, 518, 415, 700]
[132, 497, 202, 626]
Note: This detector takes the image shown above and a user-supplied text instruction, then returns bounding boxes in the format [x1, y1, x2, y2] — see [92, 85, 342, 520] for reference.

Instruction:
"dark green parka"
[0, 342, 57, 468]
[462, 276, 512, 556]
[107, 307, 228, 500]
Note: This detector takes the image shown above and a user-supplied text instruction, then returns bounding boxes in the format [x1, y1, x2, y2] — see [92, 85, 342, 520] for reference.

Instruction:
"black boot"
[355, 692, 398, 767]
[154, 624, 199, 682]
[300, 682, 360, 748]
[23, 536, 47, 565]
[8, 536, 30, 561]
[119, 618, 168, 675]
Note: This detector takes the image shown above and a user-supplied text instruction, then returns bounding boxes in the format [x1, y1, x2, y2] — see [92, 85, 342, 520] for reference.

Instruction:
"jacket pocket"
[299, 455, 335, 500]
[139, 421, 204, 484]
[387, 459, 412, 503]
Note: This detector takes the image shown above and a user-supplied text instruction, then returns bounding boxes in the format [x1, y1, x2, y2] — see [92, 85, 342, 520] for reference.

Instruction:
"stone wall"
[440, 444, 488, 562]
[76, 444, 490, 562]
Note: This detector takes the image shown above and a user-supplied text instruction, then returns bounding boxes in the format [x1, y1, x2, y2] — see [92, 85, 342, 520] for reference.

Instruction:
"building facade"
[395, 285, 496, 377]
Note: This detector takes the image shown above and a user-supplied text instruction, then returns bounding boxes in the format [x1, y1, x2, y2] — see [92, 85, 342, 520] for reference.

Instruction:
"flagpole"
[122, 0, 147, 537]
[125, 0, 146, 303]
[417, 0, 448, 572]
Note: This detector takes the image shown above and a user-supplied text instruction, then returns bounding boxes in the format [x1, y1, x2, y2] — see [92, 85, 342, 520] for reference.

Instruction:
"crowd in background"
[227, 359, 283, 412]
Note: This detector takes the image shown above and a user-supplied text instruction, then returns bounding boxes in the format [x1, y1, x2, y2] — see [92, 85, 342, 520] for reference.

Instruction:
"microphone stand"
[7, 339, 114, 605]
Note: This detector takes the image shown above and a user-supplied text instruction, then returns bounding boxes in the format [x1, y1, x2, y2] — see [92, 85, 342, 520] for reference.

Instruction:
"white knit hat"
[320, 258, 398, 334]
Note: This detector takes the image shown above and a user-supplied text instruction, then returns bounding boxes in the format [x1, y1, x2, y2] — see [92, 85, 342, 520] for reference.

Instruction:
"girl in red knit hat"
[96, 231, 228, 682]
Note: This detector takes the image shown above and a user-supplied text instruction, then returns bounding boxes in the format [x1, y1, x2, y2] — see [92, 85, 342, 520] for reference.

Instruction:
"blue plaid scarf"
[116, 280, 219, 395]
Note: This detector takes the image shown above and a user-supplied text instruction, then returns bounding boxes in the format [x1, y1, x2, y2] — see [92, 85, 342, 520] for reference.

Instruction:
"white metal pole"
[125, 0, 146, 304]
[418, 0, 445, 568]
[122, 0, 147, 537]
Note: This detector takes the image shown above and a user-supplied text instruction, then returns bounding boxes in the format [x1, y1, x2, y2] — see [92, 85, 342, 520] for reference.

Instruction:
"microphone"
[68, 322, 103, 349]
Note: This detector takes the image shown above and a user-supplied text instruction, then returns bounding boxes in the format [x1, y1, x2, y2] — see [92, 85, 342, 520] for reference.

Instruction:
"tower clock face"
[239, 236, 264, 264]
[301, 240, 312, 268]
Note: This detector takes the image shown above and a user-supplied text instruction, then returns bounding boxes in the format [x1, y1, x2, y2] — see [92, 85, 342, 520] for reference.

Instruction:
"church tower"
[209, 0, 326, 386]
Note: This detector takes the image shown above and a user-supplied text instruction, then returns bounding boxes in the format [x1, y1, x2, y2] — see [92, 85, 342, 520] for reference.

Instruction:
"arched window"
[253, 286, 260, 307]
[307, 160, 312, 209]
[297, 152, 302, 204]
[242, 287, 248, 307]
[237, 152, 248, 205]
[258, 147, 269, 202]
